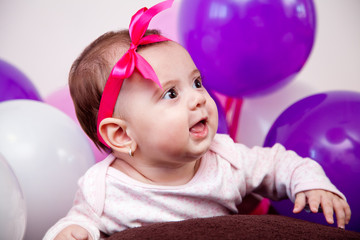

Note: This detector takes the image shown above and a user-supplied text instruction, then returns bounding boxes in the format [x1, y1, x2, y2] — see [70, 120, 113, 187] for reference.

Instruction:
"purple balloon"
[0, 59, 41, 102]
[264, 91, 360, 232]
[178, 0, 316, 97]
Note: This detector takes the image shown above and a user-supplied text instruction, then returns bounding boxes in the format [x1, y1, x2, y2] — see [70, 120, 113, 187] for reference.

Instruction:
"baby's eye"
[163, 88, 178, 99]
[193, 78, 203, 89]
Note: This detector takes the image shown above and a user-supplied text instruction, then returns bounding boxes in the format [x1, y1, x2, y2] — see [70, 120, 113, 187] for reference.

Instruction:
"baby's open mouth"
[190, 119, 207, 134]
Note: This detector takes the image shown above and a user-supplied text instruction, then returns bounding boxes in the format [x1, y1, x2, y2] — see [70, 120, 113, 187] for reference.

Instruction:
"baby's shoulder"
[211, 134, 289, 157]
[209, 134, 246, 168]
[78, 154, 115, 190]
[209, 134, 285, 167]
[211, 134, 236, 152]
[74, 155, 115, 215]
[210, 134, 247, 159]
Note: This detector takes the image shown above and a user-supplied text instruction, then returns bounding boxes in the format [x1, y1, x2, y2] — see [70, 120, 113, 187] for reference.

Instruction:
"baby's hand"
[54, 224, 92, 240]
[293, 190, 351, 229]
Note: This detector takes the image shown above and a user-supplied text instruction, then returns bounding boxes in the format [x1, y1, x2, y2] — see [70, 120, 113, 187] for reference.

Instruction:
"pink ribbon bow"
[97, 0, 174, 147]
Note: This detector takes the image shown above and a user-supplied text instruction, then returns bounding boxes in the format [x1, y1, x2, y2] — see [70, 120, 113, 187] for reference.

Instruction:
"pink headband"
[97, 0, 174, 147]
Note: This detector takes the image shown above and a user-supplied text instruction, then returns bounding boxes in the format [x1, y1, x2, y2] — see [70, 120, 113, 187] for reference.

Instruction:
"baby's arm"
[293, 189, 351, 229]
[54, 225, 92, 240]
[44, 201, 100, 240]
[44, 176, 102, 240]
[230, 141, 350, 227]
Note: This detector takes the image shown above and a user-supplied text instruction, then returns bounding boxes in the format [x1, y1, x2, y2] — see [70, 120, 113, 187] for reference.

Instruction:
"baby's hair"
[69, 29, 162, 151]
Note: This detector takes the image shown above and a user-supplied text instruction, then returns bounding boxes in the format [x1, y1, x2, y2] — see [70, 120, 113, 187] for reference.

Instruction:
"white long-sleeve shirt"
[44, 134, 344, 240]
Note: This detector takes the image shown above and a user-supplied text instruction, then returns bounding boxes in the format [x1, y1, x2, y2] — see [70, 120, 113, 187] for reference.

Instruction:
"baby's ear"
[98, 118, 135, 154]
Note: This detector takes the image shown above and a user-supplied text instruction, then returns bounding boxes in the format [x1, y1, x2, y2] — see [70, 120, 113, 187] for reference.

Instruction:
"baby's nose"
[189, 91, 206, 110]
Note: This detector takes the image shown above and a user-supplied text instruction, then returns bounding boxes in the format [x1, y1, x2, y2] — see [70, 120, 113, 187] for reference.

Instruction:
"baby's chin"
[187, 138, 214, 160]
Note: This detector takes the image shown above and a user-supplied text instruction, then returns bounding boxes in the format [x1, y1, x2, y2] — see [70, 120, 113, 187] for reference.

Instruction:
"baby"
[44, 0, 351, 239]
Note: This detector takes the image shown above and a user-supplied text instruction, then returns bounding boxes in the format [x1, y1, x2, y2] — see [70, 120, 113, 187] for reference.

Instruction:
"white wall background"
[0, 0, 162, 97]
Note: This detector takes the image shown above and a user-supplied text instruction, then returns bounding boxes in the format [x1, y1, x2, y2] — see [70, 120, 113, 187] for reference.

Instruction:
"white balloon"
[0, 153, 26, 240]
[0, 100, 95, 240]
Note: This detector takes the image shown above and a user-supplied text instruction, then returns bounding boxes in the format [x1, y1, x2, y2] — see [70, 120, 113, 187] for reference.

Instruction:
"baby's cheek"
[208, 100, 219, 129]
[162, 120, 188, 139]
[156, 121, 189, 150]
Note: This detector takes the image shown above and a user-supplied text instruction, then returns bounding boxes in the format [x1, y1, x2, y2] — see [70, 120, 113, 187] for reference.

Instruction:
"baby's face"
[119, 41, 218, 164]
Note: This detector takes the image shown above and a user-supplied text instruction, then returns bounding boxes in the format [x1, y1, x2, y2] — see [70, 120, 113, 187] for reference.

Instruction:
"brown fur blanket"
[107, 214, 360, 240]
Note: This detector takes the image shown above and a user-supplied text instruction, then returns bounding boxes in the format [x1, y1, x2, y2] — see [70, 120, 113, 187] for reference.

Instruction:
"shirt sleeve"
[211, 134, 345, 202]
[236, 142, 345, 202]
[43, 177, 102, 240]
